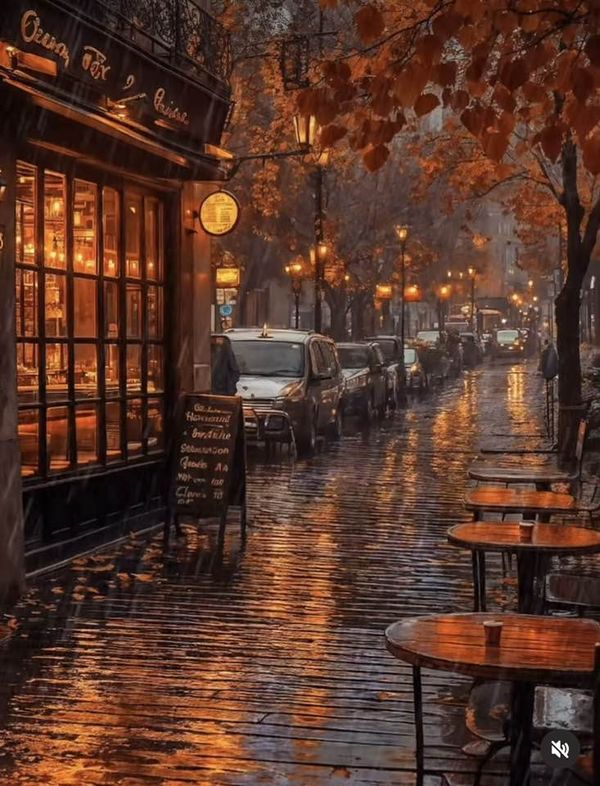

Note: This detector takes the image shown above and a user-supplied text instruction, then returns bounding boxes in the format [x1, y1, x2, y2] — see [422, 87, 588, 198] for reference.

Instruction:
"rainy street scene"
[1, 2, 600, 786]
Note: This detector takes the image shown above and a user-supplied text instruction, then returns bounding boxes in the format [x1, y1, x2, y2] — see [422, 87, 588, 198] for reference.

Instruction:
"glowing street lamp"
[394, 225, 410, 360]
[285, 261, 305, 329]
[395, 225, 409, 244]
[293, 114, 318, 150]
[437, 284, 451, 331]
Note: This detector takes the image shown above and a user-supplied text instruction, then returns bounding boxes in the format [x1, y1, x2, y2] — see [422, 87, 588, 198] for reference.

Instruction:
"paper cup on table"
[518, 521, 535, 542]
[483, 620, 503, 647]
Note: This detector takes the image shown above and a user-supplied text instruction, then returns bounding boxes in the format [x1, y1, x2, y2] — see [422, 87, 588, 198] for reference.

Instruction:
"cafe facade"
[0, 0, 232, 600]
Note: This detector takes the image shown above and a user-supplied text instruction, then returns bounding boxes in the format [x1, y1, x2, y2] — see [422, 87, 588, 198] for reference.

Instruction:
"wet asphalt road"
[0, 361, 567, 785]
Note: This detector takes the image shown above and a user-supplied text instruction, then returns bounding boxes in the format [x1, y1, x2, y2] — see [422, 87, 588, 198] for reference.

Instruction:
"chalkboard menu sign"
[169, 394, 247, 532]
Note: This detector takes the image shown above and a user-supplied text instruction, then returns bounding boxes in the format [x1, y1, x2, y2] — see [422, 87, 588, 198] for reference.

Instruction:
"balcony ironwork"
[87, 0, 232, 85]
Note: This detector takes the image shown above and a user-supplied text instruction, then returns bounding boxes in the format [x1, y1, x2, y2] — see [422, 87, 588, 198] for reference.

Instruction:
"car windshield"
[404, 349, 416, 364]
[497, 330, 519, 344]
[374, 340, 396, 362]
[338, 346, 369, 369]
[231, 340, 304, 377]
[417, 331, 440, 343]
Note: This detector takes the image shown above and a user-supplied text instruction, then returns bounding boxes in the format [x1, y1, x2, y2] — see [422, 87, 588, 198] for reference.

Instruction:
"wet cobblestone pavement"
[0, 362, 588, 785]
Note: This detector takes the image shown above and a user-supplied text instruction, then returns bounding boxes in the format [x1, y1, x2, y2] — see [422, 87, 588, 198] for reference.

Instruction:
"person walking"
[211, 335, 240, 396]
[539, 338, 559, 379]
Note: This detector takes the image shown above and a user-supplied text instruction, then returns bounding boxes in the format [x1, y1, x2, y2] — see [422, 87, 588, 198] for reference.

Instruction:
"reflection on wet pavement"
[0, 362, 571, 784]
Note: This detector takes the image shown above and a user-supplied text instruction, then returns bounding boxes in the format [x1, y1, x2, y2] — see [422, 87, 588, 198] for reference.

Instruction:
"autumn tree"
[301, 0, 600, 453]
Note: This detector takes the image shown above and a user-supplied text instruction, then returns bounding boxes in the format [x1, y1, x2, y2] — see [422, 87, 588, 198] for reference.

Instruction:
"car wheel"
[297, 411, 317, 455]
[329, 407, 343, 440]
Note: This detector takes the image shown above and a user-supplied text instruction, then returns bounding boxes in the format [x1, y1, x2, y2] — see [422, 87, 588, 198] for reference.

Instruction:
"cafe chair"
[464, 673, 597, 786]
[469, 419, 588, 491]
[549, 642, 600, 785]
[544, 573, 600, 616]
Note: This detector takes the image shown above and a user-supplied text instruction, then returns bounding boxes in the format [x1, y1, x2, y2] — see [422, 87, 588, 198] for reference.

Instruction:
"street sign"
[219, 304, 233, 317]
[199, 191, 240, 237]
[216, 267, 241, 287]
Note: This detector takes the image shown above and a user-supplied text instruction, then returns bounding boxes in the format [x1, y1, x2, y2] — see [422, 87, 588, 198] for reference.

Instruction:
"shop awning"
[1, 71, 229, 183]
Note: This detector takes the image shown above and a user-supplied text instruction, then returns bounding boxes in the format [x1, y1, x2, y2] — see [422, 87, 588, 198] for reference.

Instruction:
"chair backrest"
[575, 418, 589, 474]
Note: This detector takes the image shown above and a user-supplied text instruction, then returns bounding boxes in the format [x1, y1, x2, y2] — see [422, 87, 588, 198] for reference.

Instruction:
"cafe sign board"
[167, 394, 247, 542]
[0, 0, 230, 148]
[199, 191, 240, 237]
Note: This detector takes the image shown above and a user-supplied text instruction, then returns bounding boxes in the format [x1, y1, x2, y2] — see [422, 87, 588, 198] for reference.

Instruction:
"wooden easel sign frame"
[166, 394, 248, 544]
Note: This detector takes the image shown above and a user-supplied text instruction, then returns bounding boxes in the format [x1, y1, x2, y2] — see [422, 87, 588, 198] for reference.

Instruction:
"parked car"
[460, 332, 484, 367]
[364, 335, 404, 406]
[415, 331, 451, 380]
[227, 327, 345, 453]
[337, 342, 387, 422]
[492, 328, 525, 359]
[404, 346, 427, 390]
[416, 329, 445, 348]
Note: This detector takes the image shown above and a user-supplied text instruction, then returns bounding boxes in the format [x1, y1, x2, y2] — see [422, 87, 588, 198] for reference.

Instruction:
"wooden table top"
[447, 522, 600, 554]
[385, 613, 600, 684]
[468, 462, 576, 484]
[464, 487, 576, 513]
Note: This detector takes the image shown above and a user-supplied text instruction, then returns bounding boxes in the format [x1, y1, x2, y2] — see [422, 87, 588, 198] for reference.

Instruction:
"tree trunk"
[556, 258, 589, 460]
[326, 289, 347, 341]
[351, 295, 367, 340]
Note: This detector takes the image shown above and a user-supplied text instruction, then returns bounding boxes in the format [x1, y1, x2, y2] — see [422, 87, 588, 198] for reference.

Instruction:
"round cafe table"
[448, 522, 600, 614]
[385, 613, 600, 786]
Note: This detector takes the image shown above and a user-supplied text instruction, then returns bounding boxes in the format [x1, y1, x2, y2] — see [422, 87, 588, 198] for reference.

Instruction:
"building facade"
[0, 0, 232, 601]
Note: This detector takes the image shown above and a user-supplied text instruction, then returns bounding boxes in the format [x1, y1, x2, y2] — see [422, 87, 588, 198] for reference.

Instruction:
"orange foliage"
[306, 0, 600, 176]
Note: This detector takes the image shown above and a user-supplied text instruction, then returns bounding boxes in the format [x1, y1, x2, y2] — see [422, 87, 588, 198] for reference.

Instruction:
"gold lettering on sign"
[153, 87, 189, 126]
[81, 46, 111, 80]
[20, 10, 70, 67]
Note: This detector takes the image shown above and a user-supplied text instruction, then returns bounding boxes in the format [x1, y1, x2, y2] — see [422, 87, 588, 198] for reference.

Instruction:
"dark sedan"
[338, 342, 387, 421]
[492, 328, 525, 359]
[365, 335, 404, 407]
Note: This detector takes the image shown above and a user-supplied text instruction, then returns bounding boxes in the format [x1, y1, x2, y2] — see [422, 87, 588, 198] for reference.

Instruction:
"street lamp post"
[468, 266, 477, 331]
[309, 241, 328, 333]
[437, 285, 451, 332]
[285, 262, 304, 329]
[293, 115, 331, 333]
[395, 225, 409, 356]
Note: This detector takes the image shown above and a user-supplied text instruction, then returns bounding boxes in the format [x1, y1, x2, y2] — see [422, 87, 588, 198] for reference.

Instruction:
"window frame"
[15, 160, 168, 481]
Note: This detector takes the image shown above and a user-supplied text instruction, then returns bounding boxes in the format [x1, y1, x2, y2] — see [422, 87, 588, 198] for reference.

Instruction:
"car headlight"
[274, 380, 304, 408]
[410, 364, 419, 374]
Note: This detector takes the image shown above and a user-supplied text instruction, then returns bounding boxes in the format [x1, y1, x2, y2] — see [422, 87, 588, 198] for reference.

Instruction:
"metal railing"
[88, 0, 232, 84]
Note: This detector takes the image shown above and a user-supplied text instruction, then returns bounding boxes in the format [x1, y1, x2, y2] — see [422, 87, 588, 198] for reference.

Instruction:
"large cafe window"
[16, 162, 166, 478]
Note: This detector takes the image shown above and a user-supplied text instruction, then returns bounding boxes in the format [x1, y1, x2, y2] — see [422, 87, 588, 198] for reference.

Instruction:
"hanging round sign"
[199, 190, 240, 237]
